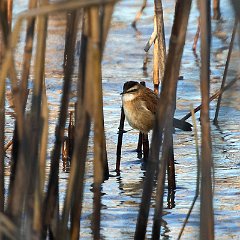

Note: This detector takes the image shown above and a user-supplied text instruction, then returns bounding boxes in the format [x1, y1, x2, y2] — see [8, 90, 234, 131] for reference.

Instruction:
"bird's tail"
[173, 118, 192, 131]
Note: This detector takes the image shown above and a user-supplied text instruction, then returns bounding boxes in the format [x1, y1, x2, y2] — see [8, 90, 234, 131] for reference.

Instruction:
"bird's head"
[120, 81, 141, 96]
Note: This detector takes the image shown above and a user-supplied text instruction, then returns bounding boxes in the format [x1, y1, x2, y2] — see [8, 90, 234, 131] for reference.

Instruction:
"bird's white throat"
[122, 93, 136, 102]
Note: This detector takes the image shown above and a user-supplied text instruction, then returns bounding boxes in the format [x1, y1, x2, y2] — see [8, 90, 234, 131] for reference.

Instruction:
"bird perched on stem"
[121, 81, 192, 134]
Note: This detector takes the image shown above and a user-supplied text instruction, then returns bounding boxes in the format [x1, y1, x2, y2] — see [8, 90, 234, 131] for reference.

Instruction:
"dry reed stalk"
[100, 3, 114, 52]
[0, 0, 13, 216]
[69, 12, 91, 239]
[152, 118, 173, 240]
[181, 76, 239, 121]
[135, 1, 192, 239]
[15, 0, 119, 20]
[90, 4, 112, 237]
[60, 58, 91, 239]
[177, 104, 200, 239]
[213, 18, 238, 124]
[99, 4, 114, 179]
[42, 9, 79, 238]
[90, 7, 105, 237]
[199, 0, 214, 239]
[0, 68, 5, 215]
[0, 1, 8, 216]
[152, 1, 192, 238]
[154, 0, 176, 192]
[6, 1, 49, 235]
[31, 1, 49, 233]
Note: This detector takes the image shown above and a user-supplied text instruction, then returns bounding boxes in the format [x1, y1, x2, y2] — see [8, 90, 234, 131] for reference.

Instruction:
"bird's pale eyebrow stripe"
[126, 88, 138, 93]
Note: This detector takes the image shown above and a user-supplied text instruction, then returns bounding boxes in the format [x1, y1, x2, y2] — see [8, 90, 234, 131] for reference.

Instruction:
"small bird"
[121, 81, 192, 134]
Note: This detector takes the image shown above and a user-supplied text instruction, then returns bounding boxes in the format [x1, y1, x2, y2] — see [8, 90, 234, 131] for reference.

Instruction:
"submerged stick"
[213, 18, 238, 124]
[192, 17, 200, 52]
[131, 0, 147, 30]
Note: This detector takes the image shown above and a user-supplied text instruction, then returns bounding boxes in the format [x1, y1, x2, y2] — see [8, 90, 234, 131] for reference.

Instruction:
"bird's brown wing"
[143, 87, 159, 114]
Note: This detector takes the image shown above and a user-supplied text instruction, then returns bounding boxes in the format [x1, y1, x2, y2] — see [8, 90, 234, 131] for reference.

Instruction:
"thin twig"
[177, 104, 200, 239]
[181, 76, 239, 121]
[213, 18, 238, 124]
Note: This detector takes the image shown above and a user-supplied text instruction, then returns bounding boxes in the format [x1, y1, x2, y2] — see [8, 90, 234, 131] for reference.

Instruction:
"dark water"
[8, 0, 240, 239]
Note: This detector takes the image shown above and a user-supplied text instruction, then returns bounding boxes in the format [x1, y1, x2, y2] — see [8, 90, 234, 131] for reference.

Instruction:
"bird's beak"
[120, 91, 124, 95]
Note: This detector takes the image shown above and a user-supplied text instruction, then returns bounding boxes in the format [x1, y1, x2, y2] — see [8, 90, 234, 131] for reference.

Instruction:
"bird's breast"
[122, 97, 155, 134]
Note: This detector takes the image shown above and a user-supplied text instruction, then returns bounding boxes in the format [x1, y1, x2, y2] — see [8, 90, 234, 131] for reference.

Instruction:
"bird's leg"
[116, 106, 125, 174]
[137, 132, 143, 159]
[142, 133, 149, 161]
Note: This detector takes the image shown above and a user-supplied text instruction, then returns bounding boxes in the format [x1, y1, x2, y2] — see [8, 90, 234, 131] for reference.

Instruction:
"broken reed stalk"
[42, 9, 79, 238]
[199, 0, 214, 239]
[135, 1, 192, 239]
[177, 104, 200, 240]
[213, 18, 238, 124]
[153, 15, 160, 93]
[181, 76, 239, 121]
[131, 0, 147, 29]
[116, 106, 125, 174]
[154, 0, 166, 92]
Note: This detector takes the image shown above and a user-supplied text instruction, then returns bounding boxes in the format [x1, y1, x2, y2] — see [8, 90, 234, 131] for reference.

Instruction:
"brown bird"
[121, 81, 192, 134]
